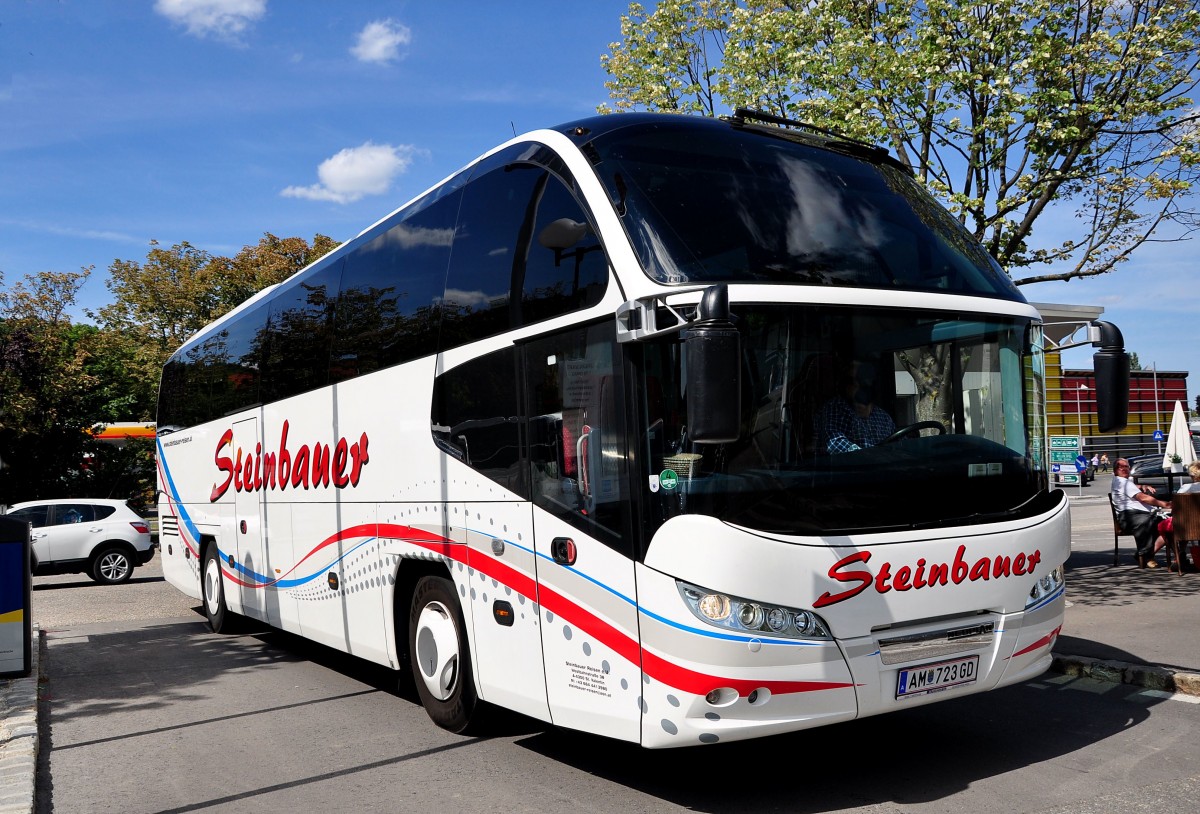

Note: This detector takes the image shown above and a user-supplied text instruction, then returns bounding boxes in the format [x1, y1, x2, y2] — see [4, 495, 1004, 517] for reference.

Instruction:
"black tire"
[408, 575, 479, 734]
[90, 546, 134, 585]
[202, 544, 233, 633]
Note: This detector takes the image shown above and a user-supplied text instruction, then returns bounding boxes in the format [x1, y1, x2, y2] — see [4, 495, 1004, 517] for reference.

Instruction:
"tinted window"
[440, 145, 607, 350]
[524, 321, 630, 550]
[330, 191, 460, 382]
[587, 119, 1022, 300]
[262, 258, 343, 402]
[220, 301, 270, 413]
[634, 303, 1046, 536]
[157, 358, 187, 430]
[53, 504, 97, 525]
[8, 506, 48, 529]
[159, 300, 271, 427]
[431, 346, 526, 497]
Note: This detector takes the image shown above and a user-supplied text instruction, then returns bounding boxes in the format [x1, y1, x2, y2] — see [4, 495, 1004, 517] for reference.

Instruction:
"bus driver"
[819, 361, 895, 453]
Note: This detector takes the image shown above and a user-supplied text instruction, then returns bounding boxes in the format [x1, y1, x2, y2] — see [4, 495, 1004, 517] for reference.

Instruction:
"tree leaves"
[601, 0, 1200, 283]
[0, 233, 338, 505]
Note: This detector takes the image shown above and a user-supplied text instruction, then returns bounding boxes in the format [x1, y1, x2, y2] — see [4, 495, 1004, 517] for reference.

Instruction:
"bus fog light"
[705, 687, 738, 706]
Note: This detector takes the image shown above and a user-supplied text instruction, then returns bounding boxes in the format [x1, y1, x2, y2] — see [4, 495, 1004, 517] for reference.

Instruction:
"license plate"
[896, 655, 979, 698]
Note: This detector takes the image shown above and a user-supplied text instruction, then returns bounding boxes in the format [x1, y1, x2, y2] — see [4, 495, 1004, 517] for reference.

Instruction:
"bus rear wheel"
[202, 545, 233, 633]
[408, 575, 478, 734]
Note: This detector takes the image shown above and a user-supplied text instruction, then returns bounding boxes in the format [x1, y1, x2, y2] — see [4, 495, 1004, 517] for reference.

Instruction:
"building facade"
[1033, 302, 1191, 460]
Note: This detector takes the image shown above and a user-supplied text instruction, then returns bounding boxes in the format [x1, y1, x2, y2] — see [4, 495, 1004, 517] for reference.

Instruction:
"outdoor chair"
[1106, 494, 1134, 566]
[1109, 493, 1184, 571]
[1169, 492, 1200, 574]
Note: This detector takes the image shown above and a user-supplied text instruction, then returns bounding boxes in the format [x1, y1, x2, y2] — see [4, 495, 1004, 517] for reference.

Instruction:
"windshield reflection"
[638, 303, 1051, 536]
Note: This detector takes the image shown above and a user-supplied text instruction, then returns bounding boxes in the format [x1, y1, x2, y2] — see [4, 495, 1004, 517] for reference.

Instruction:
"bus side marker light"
[328, 572, 340, 591]
[493, 600, 514, 626]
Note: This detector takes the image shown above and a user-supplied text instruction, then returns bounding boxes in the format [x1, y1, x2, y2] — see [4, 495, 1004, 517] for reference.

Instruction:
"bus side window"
[430, 346, 527, 498]
[261, 258, 342, 403]
[330, 190, 460, 383]
[520, 170, 607, 324]
[440, 145, 608, 353]
[523, 321, 631, 552]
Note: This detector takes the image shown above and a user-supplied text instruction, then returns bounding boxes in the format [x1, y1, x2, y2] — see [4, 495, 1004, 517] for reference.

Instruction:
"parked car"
[4, 498, 155, 584]
[1128, 455, 1193, 498]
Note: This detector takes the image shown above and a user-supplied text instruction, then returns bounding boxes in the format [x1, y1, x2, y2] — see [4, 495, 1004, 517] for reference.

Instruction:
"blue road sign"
[1154, 429, 1165, 441]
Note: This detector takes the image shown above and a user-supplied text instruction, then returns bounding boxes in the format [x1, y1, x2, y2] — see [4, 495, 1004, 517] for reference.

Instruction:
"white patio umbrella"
[1162, 400, 1196, 470]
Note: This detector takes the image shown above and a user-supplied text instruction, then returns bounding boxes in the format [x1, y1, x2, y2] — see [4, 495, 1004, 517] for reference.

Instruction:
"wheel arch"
[198, 534, 219, 584]
[390, 557, 457, 675]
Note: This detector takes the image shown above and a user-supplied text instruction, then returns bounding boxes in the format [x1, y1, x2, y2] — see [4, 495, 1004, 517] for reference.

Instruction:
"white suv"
[6, 498, 155, 584]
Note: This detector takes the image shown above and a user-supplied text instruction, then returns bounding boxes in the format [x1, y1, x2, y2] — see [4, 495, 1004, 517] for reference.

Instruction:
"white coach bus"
[156, 110, 1129, 747]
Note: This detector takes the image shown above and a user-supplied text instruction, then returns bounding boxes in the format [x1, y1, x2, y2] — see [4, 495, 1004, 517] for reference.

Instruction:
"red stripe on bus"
[1008, 625, 1061, 660]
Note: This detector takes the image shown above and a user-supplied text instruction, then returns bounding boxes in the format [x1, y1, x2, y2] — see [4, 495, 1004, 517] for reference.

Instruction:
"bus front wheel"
[408, 575, 478, 734]
[202, 544, 232, 633]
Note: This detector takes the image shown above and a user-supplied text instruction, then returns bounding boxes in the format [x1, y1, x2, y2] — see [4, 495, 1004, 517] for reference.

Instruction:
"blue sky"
[1, 0, 1197, 394]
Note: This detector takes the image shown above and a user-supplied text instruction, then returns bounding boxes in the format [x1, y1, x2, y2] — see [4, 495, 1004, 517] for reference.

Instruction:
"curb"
[1052, 651, 1200, 697]
[0, 625, 40, 814]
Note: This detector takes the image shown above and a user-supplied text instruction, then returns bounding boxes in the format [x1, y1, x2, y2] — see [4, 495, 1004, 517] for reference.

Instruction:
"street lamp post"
[1077, 383, 1089, 443]
[1078, 383, 1089, 492]
[1152, 362, 1162, 455]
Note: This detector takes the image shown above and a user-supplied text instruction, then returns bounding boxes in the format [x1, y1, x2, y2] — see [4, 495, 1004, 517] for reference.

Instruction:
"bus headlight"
[697, 592, 731, 621]
[1027, 566, 1064, 606]
[678, 581, 832, 640]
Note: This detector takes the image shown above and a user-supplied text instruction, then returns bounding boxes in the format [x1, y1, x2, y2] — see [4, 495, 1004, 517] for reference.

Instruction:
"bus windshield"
[638, 303, 1051, 536]
[587, 118, 1022, 302]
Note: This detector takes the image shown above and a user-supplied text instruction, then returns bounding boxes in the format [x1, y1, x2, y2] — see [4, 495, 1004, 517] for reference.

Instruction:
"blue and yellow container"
[0, 515, 32, 678]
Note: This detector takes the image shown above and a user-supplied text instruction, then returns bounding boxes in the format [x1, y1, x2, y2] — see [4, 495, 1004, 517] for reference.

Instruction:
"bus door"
[460, 500, 550, 723]
[231, 417, 274, 625]
[432, 347, 550, 722]
[524, 323, 641, 743]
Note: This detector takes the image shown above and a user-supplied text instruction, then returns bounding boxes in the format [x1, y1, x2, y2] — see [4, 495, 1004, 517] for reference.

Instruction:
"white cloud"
[0, 217, 146, 246]
[281, 142, 419, 204]
[351, 19, 412, 64]
[154, 0, 267, 42]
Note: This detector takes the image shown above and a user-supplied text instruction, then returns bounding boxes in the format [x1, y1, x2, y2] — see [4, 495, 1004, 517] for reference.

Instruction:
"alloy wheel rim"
[99, 552, 130, 581]
[204, 557, 221, 614]
[414, 600, 460, 701]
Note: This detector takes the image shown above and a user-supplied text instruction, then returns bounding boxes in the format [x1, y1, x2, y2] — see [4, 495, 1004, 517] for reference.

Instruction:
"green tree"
[601, 0, 1200, 284]
[93, 233, 340, 388]
[0, 269, 149, 504]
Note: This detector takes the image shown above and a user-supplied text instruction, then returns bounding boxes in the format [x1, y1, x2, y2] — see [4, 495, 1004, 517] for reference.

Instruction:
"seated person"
[1155, 460, 1200, 569]
[818, 362, 895, 453]
[1111, 457, 1172, 568]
